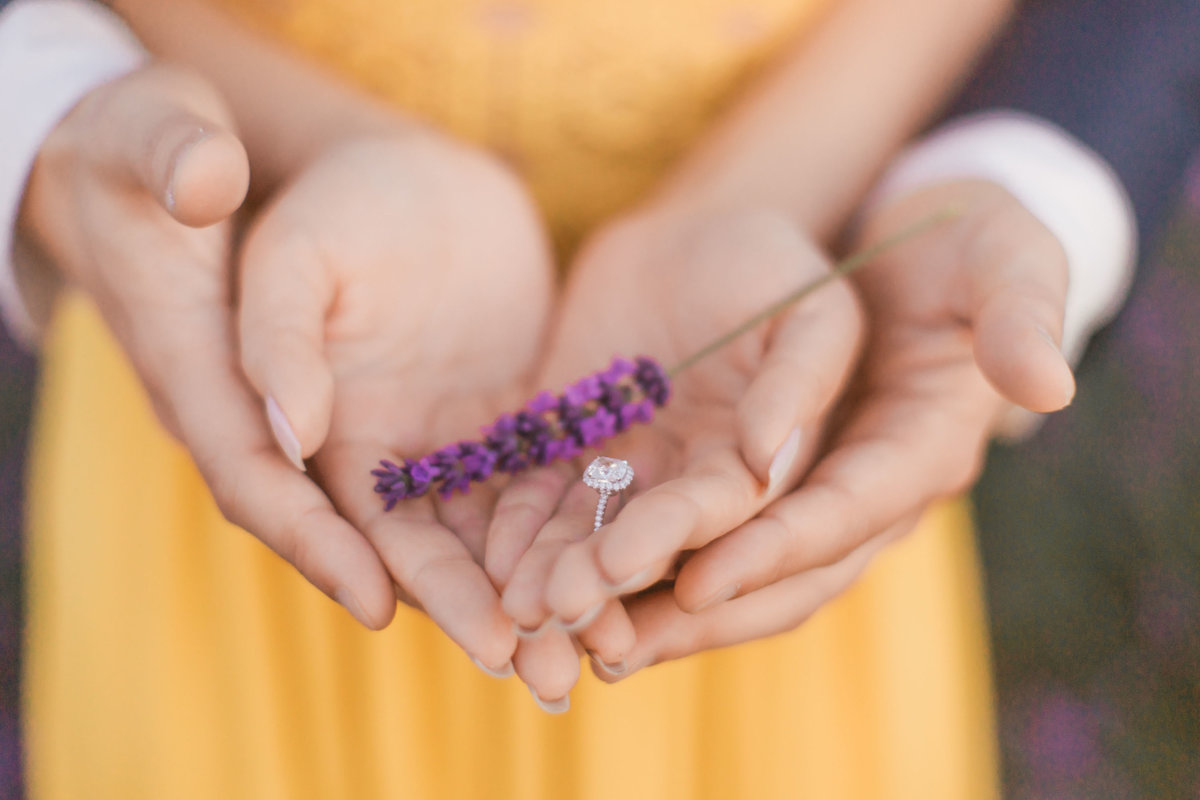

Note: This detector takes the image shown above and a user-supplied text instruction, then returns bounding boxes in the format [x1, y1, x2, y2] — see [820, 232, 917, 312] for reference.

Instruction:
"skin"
[18, 66, 556, 673]
[542, 180, 1075, 682]
[23, 0, 1031, 708]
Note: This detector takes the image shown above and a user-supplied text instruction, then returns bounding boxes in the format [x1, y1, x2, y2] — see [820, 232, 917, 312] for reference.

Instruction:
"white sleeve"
[866, 110, 1138, 369]
[0, 0, 147, 347]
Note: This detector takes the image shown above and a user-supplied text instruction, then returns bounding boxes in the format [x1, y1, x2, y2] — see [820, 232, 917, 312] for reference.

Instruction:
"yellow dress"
[24, 1, 999, 797]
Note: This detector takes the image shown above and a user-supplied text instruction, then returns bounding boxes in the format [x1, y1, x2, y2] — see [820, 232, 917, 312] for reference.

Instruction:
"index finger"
[146, 312, 397, 631]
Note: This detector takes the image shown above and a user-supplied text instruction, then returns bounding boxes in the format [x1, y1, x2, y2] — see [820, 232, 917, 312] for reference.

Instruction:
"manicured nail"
[586, 650, 627, 676]
[556, 602, 604, 633]
[529, 687, 570, 714]
[767, 427, 802, 493]
[1035, 326, 1076, 406]
[692, 583, 740, 614]
[334, 587, 372, 628]
[265, 395, 306, 472]
[603, 566, 654, 594]
[164, 129, 211, 214]
[471, 656, 515, 679]
[513, 620, 548, 639]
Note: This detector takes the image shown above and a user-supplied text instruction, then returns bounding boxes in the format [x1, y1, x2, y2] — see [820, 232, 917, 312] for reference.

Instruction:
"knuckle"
[493, 498, 547, 530]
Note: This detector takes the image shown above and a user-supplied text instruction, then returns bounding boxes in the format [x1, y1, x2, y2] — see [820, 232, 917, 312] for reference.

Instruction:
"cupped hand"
[483, 206, 863, 703]
[18, 65, 398, 629]
[604, 179, 1075, 677]
[236, 133, 554, 671]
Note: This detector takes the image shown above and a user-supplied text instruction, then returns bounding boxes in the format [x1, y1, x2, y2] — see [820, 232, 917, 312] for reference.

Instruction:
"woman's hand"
[236, 133, 555, 672]
[592, 179, 1075, 678]
[485, 206, 863, 703]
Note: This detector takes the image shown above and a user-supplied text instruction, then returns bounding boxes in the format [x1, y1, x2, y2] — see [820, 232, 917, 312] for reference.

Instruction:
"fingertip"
[166, 129, 249, 226]
[735, 391, 788, 485]
[265, 395, 306, 472]
[272, 363, 336, 460]
[975, 299, 1076, 412]
[672, 541, 741, 613]
[500, 570, 552, 634]
[296, 511, 397, 630]
[735, 356, 814, 486]
[1033, 326, 1077, 409]
[336, 585, 395, 631]
[512, 630, 582, 707]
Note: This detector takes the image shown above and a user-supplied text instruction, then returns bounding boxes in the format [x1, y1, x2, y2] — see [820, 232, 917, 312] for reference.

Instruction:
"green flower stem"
[667, 207, 961, 377]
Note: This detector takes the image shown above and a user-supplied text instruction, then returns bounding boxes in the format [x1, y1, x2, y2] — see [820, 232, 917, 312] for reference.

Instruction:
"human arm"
[481, 0, 1018, 698]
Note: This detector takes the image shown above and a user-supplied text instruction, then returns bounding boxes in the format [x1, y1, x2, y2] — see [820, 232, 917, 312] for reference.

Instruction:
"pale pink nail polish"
[513, 620, 548, 639]
[767, 428, 802, 493]
[471, 656, 515, 679]
[603, 566, 654, 594]
[587, 650, 627, 676]
[1035, 325, 1062, 353]
[529, 687, 570, 714]
[265, 395, 305, 472]
[556, 602, 604, 633]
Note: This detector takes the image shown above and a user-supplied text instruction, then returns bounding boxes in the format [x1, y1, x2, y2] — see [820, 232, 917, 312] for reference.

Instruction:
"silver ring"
[583, 456, 634, 531]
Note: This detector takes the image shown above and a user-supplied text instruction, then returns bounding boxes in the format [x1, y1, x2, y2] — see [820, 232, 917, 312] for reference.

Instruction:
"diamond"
[583, 457, 634, 492]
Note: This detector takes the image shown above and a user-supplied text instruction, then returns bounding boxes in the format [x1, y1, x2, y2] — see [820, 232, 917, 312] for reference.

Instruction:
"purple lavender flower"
[373, 355, 672, 506]
[634, 356, 671, 406]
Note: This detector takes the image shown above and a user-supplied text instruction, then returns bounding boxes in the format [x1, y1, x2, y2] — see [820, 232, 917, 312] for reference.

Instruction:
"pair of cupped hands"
[21, 65, 1076, 711]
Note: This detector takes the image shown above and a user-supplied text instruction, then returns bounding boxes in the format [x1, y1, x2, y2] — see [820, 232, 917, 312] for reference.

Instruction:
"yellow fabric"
[24, 1, 999, 797]
[218, 0, 835, 253]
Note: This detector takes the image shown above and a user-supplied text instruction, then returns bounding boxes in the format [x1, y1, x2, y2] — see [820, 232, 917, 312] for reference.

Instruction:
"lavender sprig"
[372, 356, 670, 507]
[373, 209, 955, 507]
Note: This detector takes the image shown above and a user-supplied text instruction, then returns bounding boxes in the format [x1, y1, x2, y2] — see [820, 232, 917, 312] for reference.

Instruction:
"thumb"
[239, 216, 337, 471]
[961, 203, 1076, 413]
[91, 66, 249, 226]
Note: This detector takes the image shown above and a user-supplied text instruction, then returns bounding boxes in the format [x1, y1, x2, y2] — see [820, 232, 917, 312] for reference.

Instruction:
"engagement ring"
[583, 456, 634, 531]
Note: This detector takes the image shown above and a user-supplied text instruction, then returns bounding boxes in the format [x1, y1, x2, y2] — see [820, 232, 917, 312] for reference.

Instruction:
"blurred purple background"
[0, 169, 1197, 799]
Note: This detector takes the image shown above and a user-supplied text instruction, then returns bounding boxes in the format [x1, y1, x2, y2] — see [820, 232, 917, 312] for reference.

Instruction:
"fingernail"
[513, 620, 548, 639]
[1036, 326, 1066, 356]
[603, 566, 654, 594]
[529, 687, 570, 714]
[334, 587, 373, 628]
[1035, 327, 1076, 406]
[556, 602, 604, 633]
[164, 129, 212, 214]
[767, 427, 802, 492]
[586, 650, 627, 676]
[692, 583, 740, 614]
[471, 656, 515, 679]
[265, 395, 306, 472]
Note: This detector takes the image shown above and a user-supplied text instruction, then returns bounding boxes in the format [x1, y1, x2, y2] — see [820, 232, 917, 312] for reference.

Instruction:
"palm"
[547, 213, 793, 500]
[493, 208, 862, 631]
[663, 182, 1076, 618]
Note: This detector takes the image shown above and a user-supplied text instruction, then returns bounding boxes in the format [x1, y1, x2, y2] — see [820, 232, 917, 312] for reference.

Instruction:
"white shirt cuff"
[867, 110, 1138, 368]
[0, 0, 147, 347]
